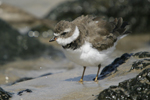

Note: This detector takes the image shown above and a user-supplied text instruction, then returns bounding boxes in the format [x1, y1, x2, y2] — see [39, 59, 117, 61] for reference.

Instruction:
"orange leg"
[79, 66, 86, 83]
[95, 64, 101, 82]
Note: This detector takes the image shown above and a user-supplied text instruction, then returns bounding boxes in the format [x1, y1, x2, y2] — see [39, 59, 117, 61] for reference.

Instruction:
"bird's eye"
[61, 32, 67, 36]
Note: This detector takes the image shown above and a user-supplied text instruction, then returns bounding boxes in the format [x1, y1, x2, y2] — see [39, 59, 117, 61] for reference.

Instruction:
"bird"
[49, 15, 130, 83]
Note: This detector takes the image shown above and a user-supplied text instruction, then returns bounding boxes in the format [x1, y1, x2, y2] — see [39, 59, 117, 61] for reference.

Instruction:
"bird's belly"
[64, 50, 104, 66]
[63, 42, 115, 67]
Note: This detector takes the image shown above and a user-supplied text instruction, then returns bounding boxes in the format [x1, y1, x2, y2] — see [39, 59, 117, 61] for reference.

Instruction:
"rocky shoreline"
[98, 52, 150, 100]
[0, 51, 150, 100]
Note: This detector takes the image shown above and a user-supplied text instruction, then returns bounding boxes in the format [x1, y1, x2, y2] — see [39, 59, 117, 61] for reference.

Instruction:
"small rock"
[0, 87, 13, 100]
[17, 89, 32, 96]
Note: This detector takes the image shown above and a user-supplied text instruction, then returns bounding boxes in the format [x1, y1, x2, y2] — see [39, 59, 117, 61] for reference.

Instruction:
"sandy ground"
[1, 55, 146, 100]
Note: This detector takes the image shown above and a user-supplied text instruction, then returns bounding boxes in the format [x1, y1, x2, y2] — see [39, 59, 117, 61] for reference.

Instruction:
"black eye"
[61, 32, 67, 36]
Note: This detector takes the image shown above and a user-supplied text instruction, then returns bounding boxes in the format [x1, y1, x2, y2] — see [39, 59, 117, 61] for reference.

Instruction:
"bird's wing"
[87, 17, 130, 51]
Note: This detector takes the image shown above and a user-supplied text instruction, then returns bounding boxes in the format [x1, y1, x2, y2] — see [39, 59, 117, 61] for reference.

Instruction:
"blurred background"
[0, 0, 150, 85]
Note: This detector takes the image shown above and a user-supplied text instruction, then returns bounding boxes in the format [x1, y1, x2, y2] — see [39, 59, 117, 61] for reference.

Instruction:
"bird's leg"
[94, 64, 101, 82]
[79, 66, 86, 83]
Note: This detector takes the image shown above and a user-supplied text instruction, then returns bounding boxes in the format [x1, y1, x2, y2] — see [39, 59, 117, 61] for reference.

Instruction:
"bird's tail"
[111, 18, 131, 36]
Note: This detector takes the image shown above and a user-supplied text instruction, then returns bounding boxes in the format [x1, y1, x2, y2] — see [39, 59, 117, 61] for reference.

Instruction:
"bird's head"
[49, 20, 79, 46]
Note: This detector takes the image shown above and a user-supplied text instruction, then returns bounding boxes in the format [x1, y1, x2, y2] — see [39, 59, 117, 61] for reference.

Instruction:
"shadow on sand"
[65, 74, 97, 81]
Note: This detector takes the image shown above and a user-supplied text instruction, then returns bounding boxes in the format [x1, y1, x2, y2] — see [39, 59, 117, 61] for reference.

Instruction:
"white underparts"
[56, 26, 79, 46]
[63, 41, 114, 67]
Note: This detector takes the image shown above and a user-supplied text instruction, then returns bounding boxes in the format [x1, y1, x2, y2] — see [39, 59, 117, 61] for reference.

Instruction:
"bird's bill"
[49, 36, 57, 42]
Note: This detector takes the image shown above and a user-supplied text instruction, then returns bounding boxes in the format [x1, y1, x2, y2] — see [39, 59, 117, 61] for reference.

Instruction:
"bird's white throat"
[56, 26, 79, 46]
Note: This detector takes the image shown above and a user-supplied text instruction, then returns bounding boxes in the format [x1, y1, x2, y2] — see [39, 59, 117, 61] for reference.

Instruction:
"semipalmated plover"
[49, 15, 130, 82]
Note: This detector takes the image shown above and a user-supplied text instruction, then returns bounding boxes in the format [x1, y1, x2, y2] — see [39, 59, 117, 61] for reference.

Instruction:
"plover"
[49, 15, 130, 82]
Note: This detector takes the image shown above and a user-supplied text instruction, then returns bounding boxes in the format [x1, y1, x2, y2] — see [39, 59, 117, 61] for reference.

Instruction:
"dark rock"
[46, 0, 150, 33]
[97, 52, 150, 80]
[130, 59, 150, 70]
[0, 87, 13, 100]
[98, 68, 150, 100]
[17, 89, 32, 96]
[97, 51, 150, 99]
[0, 19, 46, 64]
[0, 19, 64, 64]
[133, 51, 150, 58]
[98, 88, 132, 100]
[130, 51, 150, 71]
[96, 53, 132, 80]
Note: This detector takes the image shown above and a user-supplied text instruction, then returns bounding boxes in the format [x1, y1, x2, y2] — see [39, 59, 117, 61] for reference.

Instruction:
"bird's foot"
[78, 79, 83, 84]
[94, 77, 98, 82]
